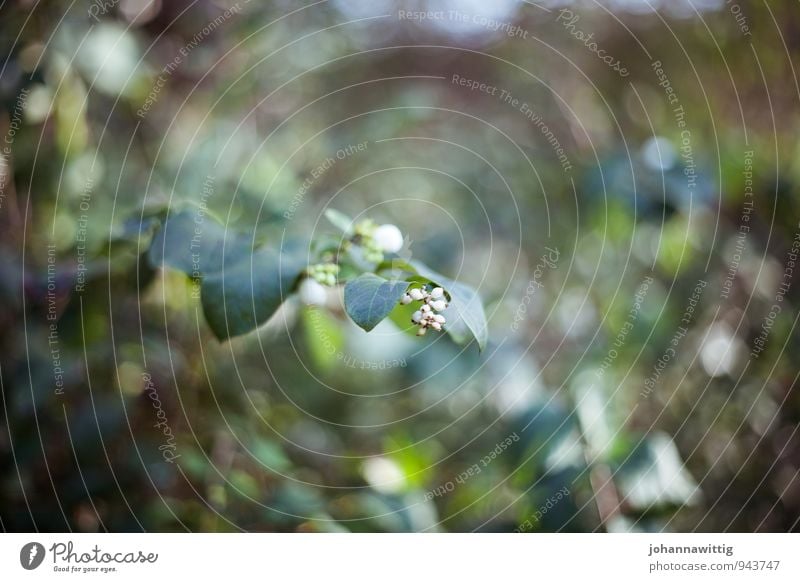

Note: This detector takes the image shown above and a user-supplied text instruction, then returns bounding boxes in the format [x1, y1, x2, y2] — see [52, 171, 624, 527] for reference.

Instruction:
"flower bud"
[373, 224, 404, 253]
[299, 278, 327, 305]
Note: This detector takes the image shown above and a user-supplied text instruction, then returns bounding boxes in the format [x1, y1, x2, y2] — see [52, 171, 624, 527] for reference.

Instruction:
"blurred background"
[1, 0, 799, 532]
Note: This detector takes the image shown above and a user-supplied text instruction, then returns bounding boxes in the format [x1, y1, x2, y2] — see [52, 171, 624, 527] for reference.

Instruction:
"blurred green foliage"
[1, 0, 799, 532]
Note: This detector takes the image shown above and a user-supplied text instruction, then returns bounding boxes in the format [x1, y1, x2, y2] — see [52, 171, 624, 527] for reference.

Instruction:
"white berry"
[299, 278, 327, 305]
[400, 294, 412, 305]
[373, 224, 404, 253]
[430, 300, 447, 312]
[409, 288, 424, 301]
[431, 287, 444, 299]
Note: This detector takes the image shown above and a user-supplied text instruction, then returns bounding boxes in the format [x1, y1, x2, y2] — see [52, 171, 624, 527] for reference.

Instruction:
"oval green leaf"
[148, 209, 251, 276]
[344, 274, 410, 332]
[201, 248, 306, 340]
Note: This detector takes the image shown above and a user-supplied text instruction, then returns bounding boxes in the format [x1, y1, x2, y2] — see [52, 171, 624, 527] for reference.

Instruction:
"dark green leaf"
[148, 209, 251, 276]
[344, 274, 410, 332]
[111, 215, 160, 245]
[201, 247, 306, 340]
[440, 280, 488, 351]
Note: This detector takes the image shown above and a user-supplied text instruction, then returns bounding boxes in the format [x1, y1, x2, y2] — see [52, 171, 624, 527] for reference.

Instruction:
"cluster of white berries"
[400, 286, 448, 336]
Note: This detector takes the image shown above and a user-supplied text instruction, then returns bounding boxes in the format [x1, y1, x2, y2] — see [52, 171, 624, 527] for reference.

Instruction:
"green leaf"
[148, 209, 251, 276]
[410, 262, 488, 351]
[200, 247, 306, 340]
[344, 274, 410, 332]
[111, 215, 160, 245]
[440, 280, 488, 351]
[376, 257, 418, 276]
[324, 208, 354, 235]
[387, 299, 424, 338]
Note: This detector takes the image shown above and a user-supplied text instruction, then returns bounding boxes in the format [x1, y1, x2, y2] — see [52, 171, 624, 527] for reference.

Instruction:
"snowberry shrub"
[145, 206, 487, 350]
